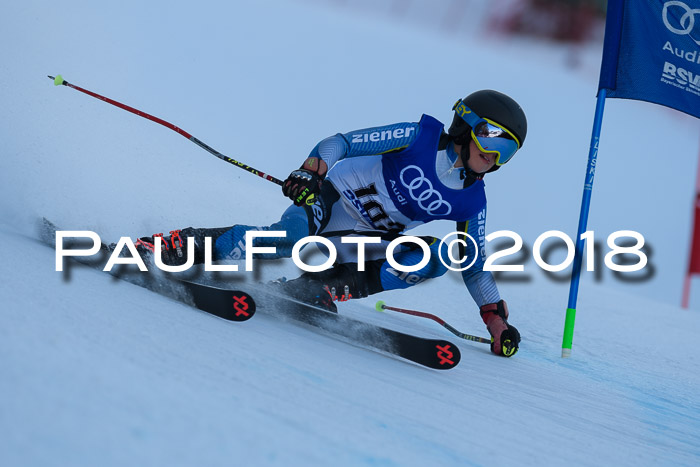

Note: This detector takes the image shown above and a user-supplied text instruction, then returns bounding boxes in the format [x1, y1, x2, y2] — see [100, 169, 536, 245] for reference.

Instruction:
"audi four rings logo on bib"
[663, 1, 700, 45]
[399, 165, 452, 216]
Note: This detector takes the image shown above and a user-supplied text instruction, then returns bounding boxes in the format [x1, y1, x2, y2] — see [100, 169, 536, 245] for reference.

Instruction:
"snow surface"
[2, 0, 700, 465]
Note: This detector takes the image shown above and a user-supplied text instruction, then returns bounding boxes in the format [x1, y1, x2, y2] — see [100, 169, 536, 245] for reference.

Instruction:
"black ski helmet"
[448, 90, 527, 161]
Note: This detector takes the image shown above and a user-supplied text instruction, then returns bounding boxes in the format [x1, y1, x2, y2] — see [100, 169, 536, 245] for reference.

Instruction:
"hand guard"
[480, 300, 521, 357]
[282, 157, 328, 206]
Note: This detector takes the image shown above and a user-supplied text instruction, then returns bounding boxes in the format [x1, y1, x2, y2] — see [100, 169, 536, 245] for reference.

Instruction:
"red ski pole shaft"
[375, 301, 490, 344]
[47, 74, 284, 186]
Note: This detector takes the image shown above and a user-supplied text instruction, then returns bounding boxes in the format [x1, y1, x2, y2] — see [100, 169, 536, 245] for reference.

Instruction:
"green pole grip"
[562, 307, 577, 357]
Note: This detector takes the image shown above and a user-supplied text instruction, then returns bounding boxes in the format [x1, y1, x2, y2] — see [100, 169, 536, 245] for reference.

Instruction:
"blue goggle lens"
[453, 99, 521, 166]
[471, 121, 519, 166]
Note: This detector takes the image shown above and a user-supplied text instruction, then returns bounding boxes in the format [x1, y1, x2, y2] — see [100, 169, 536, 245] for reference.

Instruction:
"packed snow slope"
[2, 1, 700, 465]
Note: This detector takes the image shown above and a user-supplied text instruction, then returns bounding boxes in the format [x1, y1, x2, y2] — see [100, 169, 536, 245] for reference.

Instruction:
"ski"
[184, 281, 256, 322]
[40, 218, 460, 369]
[213, 283, 460, 370]
[39, 218, 257, 322]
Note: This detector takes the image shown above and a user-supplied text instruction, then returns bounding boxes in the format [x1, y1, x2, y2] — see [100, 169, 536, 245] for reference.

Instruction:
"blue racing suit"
[214, 115, 500, 306]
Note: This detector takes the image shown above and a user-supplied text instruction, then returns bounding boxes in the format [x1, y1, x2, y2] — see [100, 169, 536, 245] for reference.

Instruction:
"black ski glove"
[282, 156, 328, 206]
[480, 300, 521, 357]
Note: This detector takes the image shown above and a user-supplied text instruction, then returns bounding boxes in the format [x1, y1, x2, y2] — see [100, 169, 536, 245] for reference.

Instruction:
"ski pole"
[375, 301, 490, 344]
[47, 74, 284, 186]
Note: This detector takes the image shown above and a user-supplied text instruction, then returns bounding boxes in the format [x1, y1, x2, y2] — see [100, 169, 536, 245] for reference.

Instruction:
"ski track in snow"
[2, 221, 700, 465]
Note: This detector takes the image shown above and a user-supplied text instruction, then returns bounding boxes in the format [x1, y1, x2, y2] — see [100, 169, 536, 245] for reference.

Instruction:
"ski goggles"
[452, 99, 521, 166]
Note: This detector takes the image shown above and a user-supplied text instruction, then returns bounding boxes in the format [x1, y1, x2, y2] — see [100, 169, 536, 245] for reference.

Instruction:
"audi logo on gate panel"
[399, 165, 452, 216]
[663, 1, 700, 45]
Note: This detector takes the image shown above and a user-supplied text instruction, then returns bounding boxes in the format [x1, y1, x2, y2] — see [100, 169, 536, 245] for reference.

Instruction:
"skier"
[131, 90, 526, 357]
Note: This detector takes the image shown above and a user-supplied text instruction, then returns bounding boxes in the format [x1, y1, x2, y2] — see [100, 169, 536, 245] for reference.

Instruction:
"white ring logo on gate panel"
[663, 1, 700, 44]
[399, 165, 452, 216]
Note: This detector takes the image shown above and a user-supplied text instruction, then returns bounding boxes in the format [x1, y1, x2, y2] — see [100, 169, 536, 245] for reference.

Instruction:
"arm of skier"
[312, 121, 420, 167]
[458, 210, 521, 357]
[282, 122, 419, 205]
